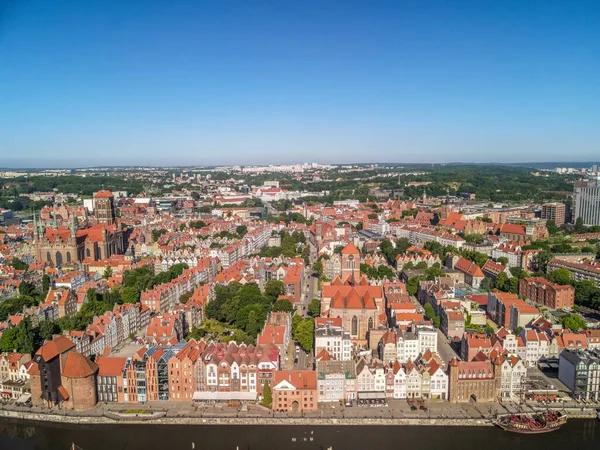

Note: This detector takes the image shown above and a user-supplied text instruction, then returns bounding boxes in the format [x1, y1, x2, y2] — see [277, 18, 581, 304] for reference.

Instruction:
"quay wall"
[0, 409, 596, 427]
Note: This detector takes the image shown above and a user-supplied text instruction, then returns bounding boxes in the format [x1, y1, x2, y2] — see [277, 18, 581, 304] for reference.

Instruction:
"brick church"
[320, 243, 385, 346]
[34, 190, 125, 267]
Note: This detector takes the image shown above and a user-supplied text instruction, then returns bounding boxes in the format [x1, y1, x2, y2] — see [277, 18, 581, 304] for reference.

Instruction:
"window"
[351, 316, 358, 336]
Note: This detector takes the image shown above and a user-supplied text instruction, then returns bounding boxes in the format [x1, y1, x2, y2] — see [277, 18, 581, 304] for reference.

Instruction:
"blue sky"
[1, 0, 599, 167]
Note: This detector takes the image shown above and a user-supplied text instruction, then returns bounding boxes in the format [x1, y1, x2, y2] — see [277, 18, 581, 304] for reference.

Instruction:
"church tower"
[340, 242, 360, 282]
[94, 190, 116, 226]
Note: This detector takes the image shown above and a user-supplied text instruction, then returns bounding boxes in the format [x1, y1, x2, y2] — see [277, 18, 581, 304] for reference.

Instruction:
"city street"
[436, 329, 460, 366]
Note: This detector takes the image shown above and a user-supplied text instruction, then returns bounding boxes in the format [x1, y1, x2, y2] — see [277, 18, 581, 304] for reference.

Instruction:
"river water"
[0, 418, 598, 450]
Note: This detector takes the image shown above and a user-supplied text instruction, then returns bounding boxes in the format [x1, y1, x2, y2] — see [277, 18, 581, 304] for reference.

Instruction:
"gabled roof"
[341, 242, 360, 255]
[36, 336, 76, 361]
[62, 351, 98, 378]
[94, 190, 114, 199]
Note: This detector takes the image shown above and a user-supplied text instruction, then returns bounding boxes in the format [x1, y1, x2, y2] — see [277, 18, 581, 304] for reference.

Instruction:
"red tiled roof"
[36, 336, 76, 361]
[61, 351, 98, 378]
[273, 370, 317, 390]
[341, 242, 360, 255]
[94, 190, 114, 199]
[96, 356, 127, 376]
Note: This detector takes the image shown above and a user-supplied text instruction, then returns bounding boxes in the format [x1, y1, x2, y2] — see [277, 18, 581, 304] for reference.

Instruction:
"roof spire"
[53, 209, 57, 228]
[32, 210, 37, 240]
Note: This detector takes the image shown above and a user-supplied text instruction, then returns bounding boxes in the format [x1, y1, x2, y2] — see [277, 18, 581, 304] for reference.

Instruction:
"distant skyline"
[1, 0, 599, 167]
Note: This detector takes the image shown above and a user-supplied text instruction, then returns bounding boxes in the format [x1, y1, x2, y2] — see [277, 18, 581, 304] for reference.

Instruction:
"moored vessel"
[493, 411, 567, 434]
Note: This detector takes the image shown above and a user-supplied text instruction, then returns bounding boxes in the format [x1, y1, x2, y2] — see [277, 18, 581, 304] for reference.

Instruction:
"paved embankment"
[0, 407, 595, 427]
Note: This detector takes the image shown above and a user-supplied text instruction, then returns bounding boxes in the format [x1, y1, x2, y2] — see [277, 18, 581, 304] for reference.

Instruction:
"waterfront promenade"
[0, 398, 596, 426]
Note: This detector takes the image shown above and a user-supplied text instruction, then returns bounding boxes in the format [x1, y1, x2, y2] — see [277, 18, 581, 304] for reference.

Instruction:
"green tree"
[424, 303, 436, 320]
[560, 314, 586, 332]
[575, 217, 586, 234]
[16, 318, 36, 354]
[261, 380, 272, 407]
[152, 229, 167, 242]
[377, 265, 395, 280]
[425, 266, 442, 280]
[533, 250, 553, 273]
[235, 225, 248, 237]
[0, 327, 19, 352]
[406, 277, 423, 296]
[495, 272, 509, 291]
[272, 299, 294, 313]
[396, 238, 411, 255]
[291, 313, 304, 339]
[39, 320, 59, 341]
[463, 234, 485, 244]
[312, 261, 323, 277]
[308, 298, 321, 317]
[379, 240, 396, 265]
[10, 258, 28, 271]
[264, 280, 285, 301]
[508, 277, 519, 294]
[423, 241, 444, 258]
[296, 318, 315, 352]
[103, 266, 114, 280]
[548, 268, 572, 285]
[546, 220, 559, 236]
[497, 257, 509, 266]
[189, 220, 207, 229]
[480, 277, 493, 292]
[41, 274, 50, 295]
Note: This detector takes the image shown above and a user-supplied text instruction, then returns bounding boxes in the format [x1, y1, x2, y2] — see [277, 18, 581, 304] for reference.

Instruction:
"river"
[0, 418, 598, 450]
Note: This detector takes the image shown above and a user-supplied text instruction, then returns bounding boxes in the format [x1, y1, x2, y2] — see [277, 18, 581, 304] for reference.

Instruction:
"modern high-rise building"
[540, 202, 566, 226]
[573, 186, 600, 226]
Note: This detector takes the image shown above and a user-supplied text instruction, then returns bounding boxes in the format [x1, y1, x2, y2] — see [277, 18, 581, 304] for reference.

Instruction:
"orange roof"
[96, 356, 127, 376]
[315, 317, 343, 328]
[61, 351, 98, 378]
[58, 385, 70, 401]
[315, 348, 331, 361]
[454, 257, 484, 278]
[36, 336, 76, 361]
[341, 242, 360, 255]
[94, 190, 114, 198]
[274, 370, 317, 390]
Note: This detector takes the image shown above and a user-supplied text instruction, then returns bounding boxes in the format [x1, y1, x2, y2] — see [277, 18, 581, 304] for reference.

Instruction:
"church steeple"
[32, 211, 38, 241]
[53, 209, 58, 228]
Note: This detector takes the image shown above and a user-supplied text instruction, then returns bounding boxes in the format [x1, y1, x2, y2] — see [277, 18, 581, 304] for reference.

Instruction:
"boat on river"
[493, 411, 567, 434]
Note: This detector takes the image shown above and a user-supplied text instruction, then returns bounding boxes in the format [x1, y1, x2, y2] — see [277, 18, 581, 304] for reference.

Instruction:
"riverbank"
[0, 407, 596, 427]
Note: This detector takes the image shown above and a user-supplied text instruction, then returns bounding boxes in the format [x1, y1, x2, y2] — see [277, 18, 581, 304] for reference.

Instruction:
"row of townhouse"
[355, 351, 449, 400]
[95, 340, 281, 404]
[0, 352, 33, 401]
[462, 324, 598, 369]
[141, 259, 217, 313]
[377, 325, 438, 365]
[486, 292, 541, 331]
[395, 225, 465, 250]
[216, 225, 272, 268]
[66, 302, 151, 357]
[314, 317, 353, 361]
[395, 253, 441, 271]
[547, 258, 600, 284]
